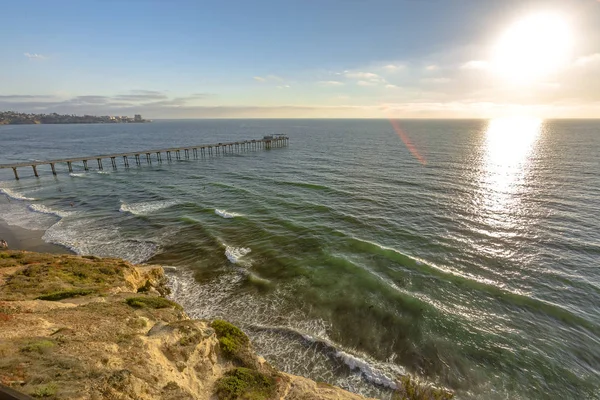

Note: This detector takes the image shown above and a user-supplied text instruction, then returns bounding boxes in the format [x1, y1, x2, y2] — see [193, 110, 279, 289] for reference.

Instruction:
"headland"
[0, 111, 149, 125]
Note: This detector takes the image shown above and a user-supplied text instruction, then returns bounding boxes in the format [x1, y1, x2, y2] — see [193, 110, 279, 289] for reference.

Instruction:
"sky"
[1, 0, 600, 118]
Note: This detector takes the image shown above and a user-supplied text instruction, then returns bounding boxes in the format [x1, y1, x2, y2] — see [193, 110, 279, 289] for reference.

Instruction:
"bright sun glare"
[492, 13, 573, 84]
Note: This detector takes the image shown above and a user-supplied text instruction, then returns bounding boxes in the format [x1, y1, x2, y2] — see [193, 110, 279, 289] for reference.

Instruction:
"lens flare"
[389, 119, 427, 165]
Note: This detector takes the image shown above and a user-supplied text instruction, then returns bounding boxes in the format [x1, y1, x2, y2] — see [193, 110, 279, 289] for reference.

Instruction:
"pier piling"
[0, 135, 288, 180]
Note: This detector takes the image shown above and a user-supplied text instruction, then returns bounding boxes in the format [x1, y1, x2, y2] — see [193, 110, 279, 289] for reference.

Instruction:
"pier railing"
[0, 135, 288, 180]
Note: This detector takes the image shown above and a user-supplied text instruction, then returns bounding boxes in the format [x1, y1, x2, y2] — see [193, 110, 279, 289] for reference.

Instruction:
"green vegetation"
[211, 319, 252, 364]
[31, 383, 58, 398]
[215, 368, 276, 400]
[37, 288, 94, 301]
[125, 296, 182, 310]
[20, 340, 55, 354]
[0, 251, 127, 301]
[394, 375, 454, 400]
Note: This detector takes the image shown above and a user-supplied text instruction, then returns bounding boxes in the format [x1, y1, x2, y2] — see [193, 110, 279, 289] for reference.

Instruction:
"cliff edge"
[0, 251, 368, 399]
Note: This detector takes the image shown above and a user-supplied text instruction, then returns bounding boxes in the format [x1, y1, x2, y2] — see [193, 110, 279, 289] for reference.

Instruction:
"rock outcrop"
[0, 251, 367, 399]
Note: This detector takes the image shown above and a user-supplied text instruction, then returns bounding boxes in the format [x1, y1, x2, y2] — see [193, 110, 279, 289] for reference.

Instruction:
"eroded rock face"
[0, 251, 367, 400]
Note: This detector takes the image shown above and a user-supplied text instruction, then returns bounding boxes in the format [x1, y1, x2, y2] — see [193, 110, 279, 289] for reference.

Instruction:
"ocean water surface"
[0, 119, 599, 399]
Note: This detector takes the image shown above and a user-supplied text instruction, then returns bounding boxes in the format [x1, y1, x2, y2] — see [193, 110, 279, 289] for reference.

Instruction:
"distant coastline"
[0, 111, 150, 125]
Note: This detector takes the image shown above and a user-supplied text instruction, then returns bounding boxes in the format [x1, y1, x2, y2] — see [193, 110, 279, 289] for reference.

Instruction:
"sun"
[491, 13, 573, 84]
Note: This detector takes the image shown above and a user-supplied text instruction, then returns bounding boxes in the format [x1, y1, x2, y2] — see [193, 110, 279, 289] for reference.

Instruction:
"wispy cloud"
[253, 75, 284, 83]
[382, 64, 405, 72]
[460, 60, 489, 70]
[344, 71, 387, 86]
[24, 52, 46, 60]
[318, 80, 344, 86]
[276, 85, 291, 89]
[114, 91, 168, 101]
[0, 94, 54, 100]
[0, 90, 214, 114]
[425, 65, 439, 71]
[421, 77, 452, 83]
[345, 71, 380, 80]
[357, 80, 376, 86]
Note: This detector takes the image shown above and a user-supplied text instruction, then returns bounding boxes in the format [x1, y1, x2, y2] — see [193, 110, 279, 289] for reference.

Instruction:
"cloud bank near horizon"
[3, 50, 600, 119]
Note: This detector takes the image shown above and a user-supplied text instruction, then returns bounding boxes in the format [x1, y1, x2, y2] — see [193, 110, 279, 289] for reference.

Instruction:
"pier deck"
[0, 135, 288, 180]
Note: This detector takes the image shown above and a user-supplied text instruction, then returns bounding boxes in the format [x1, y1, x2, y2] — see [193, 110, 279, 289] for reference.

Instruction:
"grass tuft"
[215, 367, 276, 400]
[32, 383, 58, 398]
[36, 288, 94, 301]
[20, 340, 55, 354]
[125, 296, 182, 310]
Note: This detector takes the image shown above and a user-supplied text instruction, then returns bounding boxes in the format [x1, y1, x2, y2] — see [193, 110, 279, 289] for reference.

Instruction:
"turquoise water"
[0, 119, 599, 399]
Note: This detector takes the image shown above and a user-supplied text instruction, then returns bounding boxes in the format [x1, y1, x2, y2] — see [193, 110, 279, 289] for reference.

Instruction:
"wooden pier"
[0, 135, 288, 180]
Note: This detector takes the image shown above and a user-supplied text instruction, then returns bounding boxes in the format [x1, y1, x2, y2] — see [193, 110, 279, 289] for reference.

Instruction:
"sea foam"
[0, 187, 37, 201]
[28, 204, 74, 219]
[215, 209, 241, 218]
[225, 246, 251, 264]
[119, 200, 178, 215]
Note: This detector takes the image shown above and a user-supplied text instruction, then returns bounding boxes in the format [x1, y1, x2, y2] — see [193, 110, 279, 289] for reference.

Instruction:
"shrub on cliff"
[37, 289, 94, 301]
[125, 296, 182, 310]
[215, 367, 276, 400]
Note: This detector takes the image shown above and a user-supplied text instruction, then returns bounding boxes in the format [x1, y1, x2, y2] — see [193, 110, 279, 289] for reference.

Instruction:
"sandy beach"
[0, 218, 70, 254]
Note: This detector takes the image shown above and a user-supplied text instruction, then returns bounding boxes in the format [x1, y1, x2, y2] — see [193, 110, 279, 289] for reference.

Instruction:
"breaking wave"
[0, 187, 36, 201]
[215, 208, 241, 218]
[28, 204, 74, 219]
[225, 245, 251, 264]
[119, 200, 179, 215]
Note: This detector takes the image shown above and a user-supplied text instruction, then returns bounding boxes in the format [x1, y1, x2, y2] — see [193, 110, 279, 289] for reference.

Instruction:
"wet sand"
[0, 219, 72, 254]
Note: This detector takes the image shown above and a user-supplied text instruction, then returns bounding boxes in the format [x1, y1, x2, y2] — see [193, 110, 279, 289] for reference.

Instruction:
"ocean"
[0, 119, 599, 399]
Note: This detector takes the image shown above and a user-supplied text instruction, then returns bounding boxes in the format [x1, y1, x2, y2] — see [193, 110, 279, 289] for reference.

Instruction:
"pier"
[0, 135, 288, 180]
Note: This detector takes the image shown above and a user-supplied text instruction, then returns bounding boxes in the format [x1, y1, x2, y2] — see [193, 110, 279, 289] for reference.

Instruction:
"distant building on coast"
[0, 111, 150, 125]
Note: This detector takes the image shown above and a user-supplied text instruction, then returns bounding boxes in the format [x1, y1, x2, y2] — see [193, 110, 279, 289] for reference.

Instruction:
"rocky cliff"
[0, 251, 368, 399]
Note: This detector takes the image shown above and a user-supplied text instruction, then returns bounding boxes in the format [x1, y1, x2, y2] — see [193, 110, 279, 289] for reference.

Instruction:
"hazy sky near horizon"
[2, 0, 600, 118]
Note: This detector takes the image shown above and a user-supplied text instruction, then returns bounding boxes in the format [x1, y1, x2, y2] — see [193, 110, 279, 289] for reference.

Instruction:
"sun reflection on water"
[480, 117, 543, 226]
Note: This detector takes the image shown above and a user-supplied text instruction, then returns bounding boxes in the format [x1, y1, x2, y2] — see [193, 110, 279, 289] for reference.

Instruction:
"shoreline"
[0, 218, 72, 254]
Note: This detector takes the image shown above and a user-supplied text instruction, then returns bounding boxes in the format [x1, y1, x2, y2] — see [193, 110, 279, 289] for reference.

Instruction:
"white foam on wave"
[97, 171, 110, 175]
[69, 173, 86, 178]
[225, 245, 251, 264]
[215, 209, 241, 219]
[0, 201, 57, 230]
[119, 200, 178, 215]
[0, 187, 37, 201]
[28, 204, 74, 219]
[335, 350, 401, 390]
[42, 217, 164, 264]
[165, 267, 401, 397]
